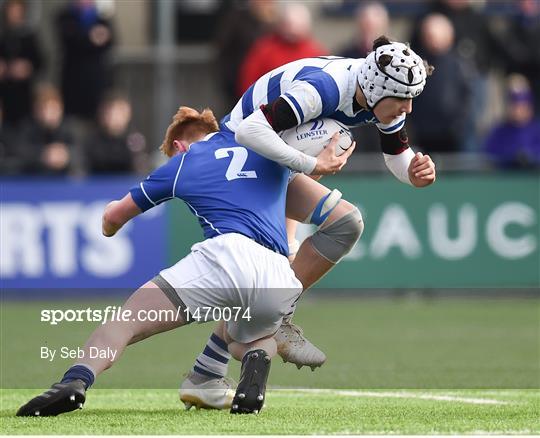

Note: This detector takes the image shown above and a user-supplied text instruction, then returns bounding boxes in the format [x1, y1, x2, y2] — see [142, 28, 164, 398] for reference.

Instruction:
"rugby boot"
[230, 349, 271, 415]
[16, 380, 86, 417]
[275, 318, 326, 370]
[180, 371, 235, 410]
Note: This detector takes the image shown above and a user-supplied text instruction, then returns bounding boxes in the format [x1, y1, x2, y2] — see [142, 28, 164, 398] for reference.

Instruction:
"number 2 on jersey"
[215, 147, 258, 181]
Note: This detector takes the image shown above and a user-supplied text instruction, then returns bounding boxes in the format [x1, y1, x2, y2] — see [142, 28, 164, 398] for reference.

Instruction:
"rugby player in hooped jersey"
[16, 105, 357, 417]
[179, 36, 436, 410]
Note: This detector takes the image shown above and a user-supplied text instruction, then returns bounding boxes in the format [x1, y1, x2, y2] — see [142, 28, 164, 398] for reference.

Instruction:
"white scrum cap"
[358, 40, 427, 109]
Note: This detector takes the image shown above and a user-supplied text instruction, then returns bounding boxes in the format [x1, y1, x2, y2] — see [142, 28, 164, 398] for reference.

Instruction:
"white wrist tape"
[383, 148, 415, 186]
[235, 110, 317, 174]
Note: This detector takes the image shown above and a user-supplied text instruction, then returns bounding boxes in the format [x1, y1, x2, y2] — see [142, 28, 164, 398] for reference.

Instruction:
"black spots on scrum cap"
[377, 54, 392, 71]
[408, 69, 414, 84]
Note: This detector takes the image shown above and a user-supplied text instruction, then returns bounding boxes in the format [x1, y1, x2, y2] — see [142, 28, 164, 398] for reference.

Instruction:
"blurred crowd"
[1, 0, 539, 176]
[0, 0, 147, 176]
[217, 0, 539, 169]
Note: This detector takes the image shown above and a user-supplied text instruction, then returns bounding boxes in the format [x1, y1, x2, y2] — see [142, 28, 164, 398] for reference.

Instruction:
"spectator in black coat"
[215, 0, 277, 109]
[0, 102, 22, 174]
[56, 0, 114, 120]
[411, 0, 499, 79]
[0, 0, 43, 127]
[19, 84, 75, 175]
[338, 2, 389, 60]
[497, 0, 540, 111]
[85, 94, 147, 174]
[410, 0, 501, 150]
[409, 13, 473, 153]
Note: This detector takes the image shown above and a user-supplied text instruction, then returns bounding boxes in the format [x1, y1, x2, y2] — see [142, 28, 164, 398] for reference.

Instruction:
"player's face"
[373, 98, 413, 124]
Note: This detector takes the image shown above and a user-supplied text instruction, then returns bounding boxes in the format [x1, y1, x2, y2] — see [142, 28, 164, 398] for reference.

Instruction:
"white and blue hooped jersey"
[130, 131, 290, 256]
[222, 56, 405, 135]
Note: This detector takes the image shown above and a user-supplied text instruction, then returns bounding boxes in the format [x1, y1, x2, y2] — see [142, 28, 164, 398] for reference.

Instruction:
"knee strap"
[310, 207, 364, 263]
[304, 189, 342, 227]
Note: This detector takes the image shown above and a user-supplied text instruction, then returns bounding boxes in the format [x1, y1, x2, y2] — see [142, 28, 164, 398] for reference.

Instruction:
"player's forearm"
[102, 195, 142, 237]
[383, 148, 415, 186]
[102, 201, 124, 237]
[236, 110, 317, 174]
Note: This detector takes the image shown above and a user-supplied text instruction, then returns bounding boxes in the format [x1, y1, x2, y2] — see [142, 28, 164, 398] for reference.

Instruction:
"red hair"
[160, 106, 219, 157]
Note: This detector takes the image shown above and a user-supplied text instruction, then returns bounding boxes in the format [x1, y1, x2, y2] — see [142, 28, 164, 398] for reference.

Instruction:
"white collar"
[202, 132, 218, 142]
[185, 132, 218, 152]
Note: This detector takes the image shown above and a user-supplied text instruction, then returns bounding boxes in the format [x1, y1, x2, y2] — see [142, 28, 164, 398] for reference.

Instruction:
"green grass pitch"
[1, 389, 539, 434]
[1, 296, 539, 434]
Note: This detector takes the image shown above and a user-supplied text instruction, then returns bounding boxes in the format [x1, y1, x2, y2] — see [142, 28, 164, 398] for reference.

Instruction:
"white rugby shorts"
[158, 233, 303, 343]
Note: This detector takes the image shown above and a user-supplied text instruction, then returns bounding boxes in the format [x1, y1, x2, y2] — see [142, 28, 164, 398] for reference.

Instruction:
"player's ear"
[173, 140, 184, 155]
[172, 139, 188, 155]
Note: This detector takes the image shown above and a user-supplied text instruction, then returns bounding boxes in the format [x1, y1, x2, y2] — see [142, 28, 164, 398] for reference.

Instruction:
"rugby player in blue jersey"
[180, 36, 437, 409]
[16, 104, 356, 417]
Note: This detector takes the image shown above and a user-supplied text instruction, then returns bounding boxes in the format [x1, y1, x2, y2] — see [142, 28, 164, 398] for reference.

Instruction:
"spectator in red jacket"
[238, 3, 326, 95]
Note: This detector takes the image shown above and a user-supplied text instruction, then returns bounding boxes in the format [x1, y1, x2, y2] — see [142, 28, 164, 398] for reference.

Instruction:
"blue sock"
[61, 364, 95, 389]
[192, 333, 231, 379]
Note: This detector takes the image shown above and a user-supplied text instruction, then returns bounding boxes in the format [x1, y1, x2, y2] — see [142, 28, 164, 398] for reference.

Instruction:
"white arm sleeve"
[383, 147, 415, 186]
[235, 109, 318, 174]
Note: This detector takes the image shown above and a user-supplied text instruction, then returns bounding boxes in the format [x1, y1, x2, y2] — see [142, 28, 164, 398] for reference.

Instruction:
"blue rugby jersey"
[130, 131, 290, 256]
[222, 56, 406, 135]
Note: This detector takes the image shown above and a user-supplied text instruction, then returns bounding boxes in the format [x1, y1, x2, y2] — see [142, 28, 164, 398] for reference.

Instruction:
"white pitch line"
[271, 388, 511, 405]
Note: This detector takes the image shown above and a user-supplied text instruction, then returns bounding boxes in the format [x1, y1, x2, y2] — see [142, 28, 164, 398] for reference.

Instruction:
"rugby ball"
[280, 118, 353, 157]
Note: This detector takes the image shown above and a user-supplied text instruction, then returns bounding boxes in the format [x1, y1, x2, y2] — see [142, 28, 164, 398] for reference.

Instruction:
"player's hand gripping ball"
[280, 118, 354, 157]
